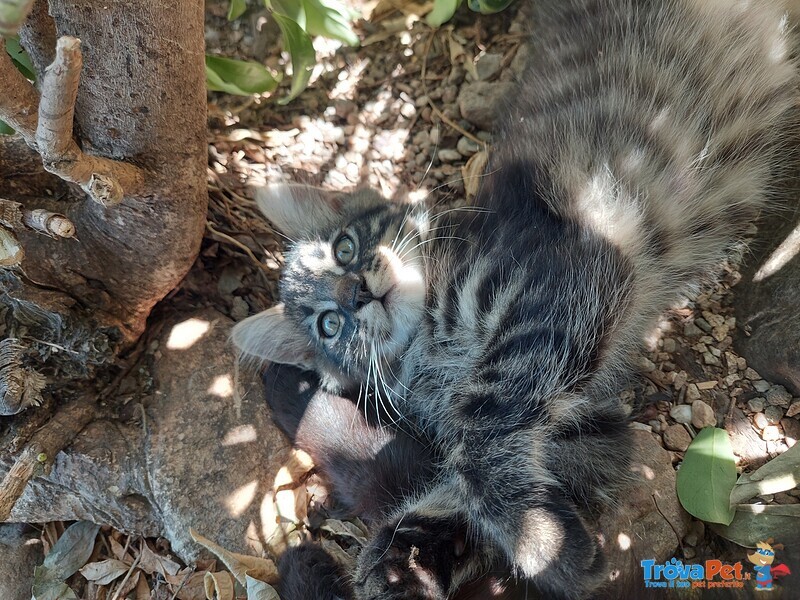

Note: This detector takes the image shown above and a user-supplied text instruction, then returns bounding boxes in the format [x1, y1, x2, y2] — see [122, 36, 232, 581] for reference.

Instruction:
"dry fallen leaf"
[79, 559, 129, 585]
[204, 571, 236, 600]
[190, 529, 279, 585]
[463, 150, 489, 199]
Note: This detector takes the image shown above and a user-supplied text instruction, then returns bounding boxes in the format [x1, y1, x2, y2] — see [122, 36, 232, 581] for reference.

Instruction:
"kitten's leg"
[354, 430, 608, 600]
[262, 363, 436, 521]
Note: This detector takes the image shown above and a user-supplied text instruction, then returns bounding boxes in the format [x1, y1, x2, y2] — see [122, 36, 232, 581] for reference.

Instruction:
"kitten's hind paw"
[353, 513, 471, 600]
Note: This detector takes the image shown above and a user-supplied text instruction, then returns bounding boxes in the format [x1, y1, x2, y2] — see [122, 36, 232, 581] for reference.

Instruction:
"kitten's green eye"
[334, 235, 356, 265]
[319, 311, 341, 338]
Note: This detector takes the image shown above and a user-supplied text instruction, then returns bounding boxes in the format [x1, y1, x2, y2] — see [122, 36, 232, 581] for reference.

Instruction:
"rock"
[635, 355, 656, 372]
[703, 352, 721, 367]
[437, 149, 462, 163]
[458, 81, 516, 129]
[670, 404, 693, 424]
[663, 424, 691, 451]
[782, 418, 800, 447]
[761, 425, 783, 441]
[766, 385, 792, 407]
[747, 397, 766, 413]
[754, 380, 771, 393]
[744, 367, 761, 380]
[695, 317, 712, 332]
[764, 405, 784, 425]
[725, 407, 769, 469]
[753, 412, 769, 429]
[598, 431, 689, 569]
[475, 52, 503, 80]
[685, 384, 701, 403]
[774, 492, 800, 505]
[691, 401, 716, 429]
[0, 525, 42, 600]
[787, 400, 800, 418]
[735, 206, 800, 395]
[684, 322, 703, 337]
[0, 310, 294, 563]
[662, 338, 677, 353]
[456, 136, 481, 157]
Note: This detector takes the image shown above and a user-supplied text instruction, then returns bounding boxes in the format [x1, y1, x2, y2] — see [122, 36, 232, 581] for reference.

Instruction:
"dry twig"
[0, 395, 96, 520]
[0, 36, 145, 205]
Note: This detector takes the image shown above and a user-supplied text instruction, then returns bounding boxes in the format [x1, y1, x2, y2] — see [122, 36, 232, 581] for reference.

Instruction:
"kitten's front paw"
[353, 514, 469, 600]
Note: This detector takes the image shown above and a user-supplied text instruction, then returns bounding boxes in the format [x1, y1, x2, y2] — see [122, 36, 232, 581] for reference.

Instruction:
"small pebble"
[670, 404, 693, 424]
[703, 352, 721, 367]
[766, 386, 792, 407]
[747, 398, 766, 413]
[630, 421, 653, 432]
[635, 355, 656, 372]
[691, 401, 716, 429]
[683, 532, 699, 547]
[673, 371, 688, 390]
[786, 400, 800, 418]
[649, 419, 662, 433]
[683, 547, 697, 560]
[684, 322, 703, 337]
[761, 425, 782, 441]
[774, 492, 799, 505]
[475, 52, 504, 80]
[753, 380, 771, 393]
[663, 424, 691, 452]
[781, 418, 800, 446]
[437, 149, 462, 162]
[695, 317, 712, 332]
[724, 373, 740, 387]
[753, 412, 769, 430]
[456, 136, 481, 157]
[744, 367, 761, 380]
[230, 297, 249, 321]
[764, 406, 784, 425]
[685, 384, 701, 403]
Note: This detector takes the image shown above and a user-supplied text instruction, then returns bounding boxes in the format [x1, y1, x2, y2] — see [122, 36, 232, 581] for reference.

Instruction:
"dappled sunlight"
[166, 318, 211, 350]
[631, 462, 657, 481]
[208, 373, 234, 397]
[753, 221, 800, 281]
[617, 532, 632, 551]
[221, 424, 257, 446]
[226, 480, 259, 518]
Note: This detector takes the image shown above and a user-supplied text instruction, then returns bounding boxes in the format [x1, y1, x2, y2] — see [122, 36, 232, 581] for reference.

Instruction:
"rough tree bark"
[0, 0, 208, 545]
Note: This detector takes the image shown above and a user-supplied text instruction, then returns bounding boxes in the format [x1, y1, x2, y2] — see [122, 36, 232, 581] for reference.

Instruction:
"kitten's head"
[232, 183, 428, 384]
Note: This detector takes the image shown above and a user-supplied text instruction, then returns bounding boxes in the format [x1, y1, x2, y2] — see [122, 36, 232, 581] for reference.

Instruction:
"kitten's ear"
[253, 183, 342, 239]
[231, 304, 314, 368]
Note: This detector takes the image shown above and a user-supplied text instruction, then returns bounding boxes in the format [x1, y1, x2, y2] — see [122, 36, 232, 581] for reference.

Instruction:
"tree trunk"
[1, 0, 207, 375]
[0, 0, 208, 533]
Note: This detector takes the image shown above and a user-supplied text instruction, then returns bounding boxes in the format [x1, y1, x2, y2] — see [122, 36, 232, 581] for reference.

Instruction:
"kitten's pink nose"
[336, 273, 373, 310]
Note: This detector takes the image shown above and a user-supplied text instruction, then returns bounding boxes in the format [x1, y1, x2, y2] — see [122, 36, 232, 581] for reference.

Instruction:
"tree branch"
[36, 37, 145, 206]
[0, 36, 145, 206]
[0, 0, 34, 36]
[0, 395, 96, 521]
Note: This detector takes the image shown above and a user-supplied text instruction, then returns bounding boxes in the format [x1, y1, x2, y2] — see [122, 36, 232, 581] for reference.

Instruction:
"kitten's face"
[232, 184, 428, 381]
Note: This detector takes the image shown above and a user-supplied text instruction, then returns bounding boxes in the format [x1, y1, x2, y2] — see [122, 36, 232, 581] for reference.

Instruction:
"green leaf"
[467, 0, 515, 14]
[426, 0, 461, 27]
[730, 442, 800, 505]
[303, 0, 359, 47]
[267, 0, 307, 28]
[711, 504, 800, 549]
[0, 120, 14, 135]
[206, 55, 281, 96]
[271, 13, 316, 104]
[228, 0, 248, 20]
[4, 36, 36, 80]
[677, 427, 737, 525]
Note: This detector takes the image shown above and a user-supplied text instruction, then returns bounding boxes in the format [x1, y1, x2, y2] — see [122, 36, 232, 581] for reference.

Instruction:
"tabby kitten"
[233, 0, 797, 597]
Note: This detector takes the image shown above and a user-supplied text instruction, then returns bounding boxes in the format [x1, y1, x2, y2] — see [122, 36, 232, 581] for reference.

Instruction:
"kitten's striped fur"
[233, 1, 798, 597]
